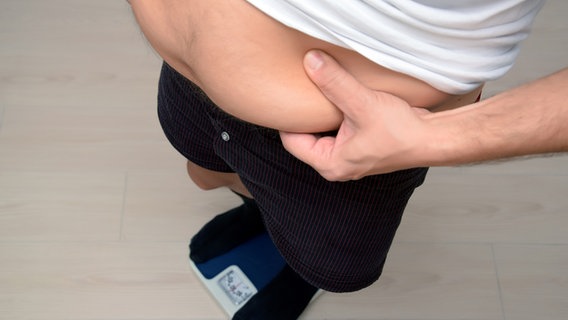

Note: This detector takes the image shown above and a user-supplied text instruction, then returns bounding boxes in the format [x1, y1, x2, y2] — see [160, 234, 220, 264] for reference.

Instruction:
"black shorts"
[157, 62, 428, 292]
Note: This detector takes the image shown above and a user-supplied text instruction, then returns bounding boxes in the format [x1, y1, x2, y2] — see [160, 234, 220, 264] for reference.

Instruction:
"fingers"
[279, 132, 317, 164]
[280, 131, 362, 181]
[304, 50, 370, 118]
[280, 131, 329, 165]
[279, 131, 338, 177]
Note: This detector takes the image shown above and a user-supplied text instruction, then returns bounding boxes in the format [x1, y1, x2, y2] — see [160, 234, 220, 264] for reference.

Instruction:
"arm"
[428, 65, 568, 167]
[280, 50, 568, 181]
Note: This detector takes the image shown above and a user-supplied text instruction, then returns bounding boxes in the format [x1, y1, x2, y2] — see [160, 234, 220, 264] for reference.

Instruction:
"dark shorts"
[157, 62, 428, 292]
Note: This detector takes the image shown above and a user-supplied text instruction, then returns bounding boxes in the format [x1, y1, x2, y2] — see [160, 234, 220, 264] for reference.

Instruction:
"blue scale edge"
[193, 232, 286, 291]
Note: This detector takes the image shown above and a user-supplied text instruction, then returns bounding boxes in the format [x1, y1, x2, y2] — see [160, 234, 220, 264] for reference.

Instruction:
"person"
[281, 51, 568, 181]
[127, 1, 546, 319]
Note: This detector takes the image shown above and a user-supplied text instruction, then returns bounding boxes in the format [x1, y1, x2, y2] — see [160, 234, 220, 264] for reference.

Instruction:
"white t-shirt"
[246, 0, 545, 94]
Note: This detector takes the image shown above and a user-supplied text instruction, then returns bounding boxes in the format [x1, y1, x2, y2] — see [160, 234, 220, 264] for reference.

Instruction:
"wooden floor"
[1, 1, 567, 319]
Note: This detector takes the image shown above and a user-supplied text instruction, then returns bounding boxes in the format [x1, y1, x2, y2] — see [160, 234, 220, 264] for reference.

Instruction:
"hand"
[280, 50, 434, 181]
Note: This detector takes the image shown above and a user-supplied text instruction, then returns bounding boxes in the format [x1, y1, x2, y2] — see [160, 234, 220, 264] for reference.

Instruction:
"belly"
[129, 0, 481, 132]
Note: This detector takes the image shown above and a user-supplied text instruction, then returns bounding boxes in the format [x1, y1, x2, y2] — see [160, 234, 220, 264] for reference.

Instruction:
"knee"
[268, 227, 388, 292]
[186, 161, 229, 190]
[292, 256, 385, 293]
[185, 161, 253, 197]
[188, 173, 222, 191]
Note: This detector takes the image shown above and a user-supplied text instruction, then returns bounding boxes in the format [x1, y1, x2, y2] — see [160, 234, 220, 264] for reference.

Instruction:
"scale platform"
[190, 232, 287, 318]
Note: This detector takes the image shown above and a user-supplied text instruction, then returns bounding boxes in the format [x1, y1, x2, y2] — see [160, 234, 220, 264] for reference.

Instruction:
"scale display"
[218, 268, 256, 306]
[190, 233, 287, 317]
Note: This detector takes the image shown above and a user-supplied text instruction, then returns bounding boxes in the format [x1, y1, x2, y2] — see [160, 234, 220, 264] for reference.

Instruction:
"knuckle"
[319, 68, 345, 90]
[322, 167, 350, 182]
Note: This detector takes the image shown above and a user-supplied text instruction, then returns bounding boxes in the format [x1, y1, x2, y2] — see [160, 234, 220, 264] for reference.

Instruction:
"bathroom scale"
[190, 232, 287, 317]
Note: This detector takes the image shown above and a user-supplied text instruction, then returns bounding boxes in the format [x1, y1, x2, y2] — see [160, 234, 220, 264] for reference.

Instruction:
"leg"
[158, 61, 318, 319]
[186, 160, 252, 198]
[186, 159, 319, 320]
[185, 160, 265, 263]
[157, 62, 264, 262]
[188, 157, 321, 320]
[203, 101, 429, 292]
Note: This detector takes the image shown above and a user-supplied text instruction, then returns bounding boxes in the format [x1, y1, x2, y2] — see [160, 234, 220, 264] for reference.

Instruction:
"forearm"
[426, 68, 568, 166]
[281, 50, 565, 181]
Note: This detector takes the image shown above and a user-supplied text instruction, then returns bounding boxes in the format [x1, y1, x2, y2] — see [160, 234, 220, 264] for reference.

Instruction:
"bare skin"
[128, 0, 481, 191]
[281, 51, 568, 181]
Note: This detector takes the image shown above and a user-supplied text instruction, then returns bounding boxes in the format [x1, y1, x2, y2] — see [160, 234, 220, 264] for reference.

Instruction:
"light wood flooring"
[1, 1, 567, 319]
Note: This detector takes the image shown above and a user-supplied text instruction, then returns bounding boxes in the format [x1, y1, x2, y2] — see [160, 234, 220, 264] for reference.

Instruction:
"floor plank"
[494, 245, 568, 320]
[400, 172, 568, 244]
[1, 0, 567, 319]
[0, 172, 124, 242]
[122, 173, 239, 242]
[0, 106, 181, 172]
[304, 243, 503, 320]
[0, 242, 225, 320]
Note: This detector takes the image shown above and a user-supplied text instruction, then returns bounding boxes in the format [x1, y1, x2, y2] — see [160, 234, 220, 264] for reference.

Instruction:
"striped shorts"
[157, 62, 428, 292]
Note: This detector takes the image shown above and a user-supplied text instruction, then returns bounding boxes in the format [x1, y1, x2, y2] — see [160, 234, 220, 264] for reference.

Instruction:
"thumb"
[304, 50, 370, 119]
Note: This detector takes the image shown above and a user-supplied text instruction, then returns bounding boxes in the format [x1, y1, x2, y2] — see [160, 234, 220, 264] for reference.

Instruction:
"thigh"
[158, 62, 252, 196]
[206, 102, 429, 292]
[157, 62, 234, 173]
